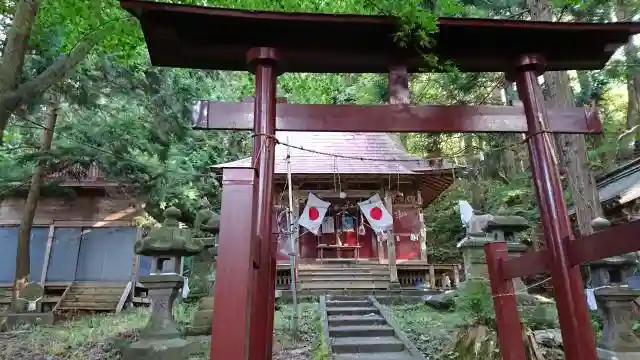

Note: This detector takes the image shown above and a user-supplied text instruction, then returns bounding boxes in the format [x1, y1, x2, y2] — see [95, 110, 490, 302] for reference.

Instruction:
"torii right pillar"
[510, 54, 597, 360]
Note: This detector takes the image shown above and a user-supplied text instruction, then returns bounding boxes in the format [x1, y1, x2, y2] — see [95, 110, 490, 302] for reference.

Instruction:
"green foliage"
[454, 281, 495, 326]
[390, 303, 466, 359]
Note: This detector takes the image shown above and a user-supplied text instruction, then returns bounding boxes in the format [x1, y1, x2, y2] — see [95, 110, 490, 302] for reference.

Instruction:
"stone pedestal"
[189, 239, 217, 299]
[595, 287, 640, 360]
[459, 237, 527, 291]
[187, 296, 214, 336]
[122, 274, 196, 359]
[1, 312, 54, 331]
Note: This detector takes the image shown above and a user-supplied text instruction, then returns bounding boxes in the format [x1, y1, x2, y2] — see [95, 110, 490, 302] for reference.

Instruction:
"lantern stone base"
[121, 338, 199, 360]
[1, 312, 54, 331]
[597, 348, 640, 360]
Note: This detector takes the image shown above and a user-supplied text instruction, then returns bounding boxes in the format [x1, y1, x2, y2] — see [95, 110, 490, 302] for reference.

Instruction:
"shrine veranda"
[121, 1, 640, 360]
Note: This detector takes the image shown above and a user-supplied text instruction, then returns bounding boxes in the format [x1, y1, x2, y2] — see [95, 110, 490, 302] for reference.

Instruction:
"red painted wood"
[121, 1, 640, 73]
[503, 249, 549, 279]
[247, 48, 279, 360]
[516, 64, 597, 360]
[210, 168, 257, 360]
[484, 242, 526, 360]
[502, 220, 640, 280]
[568, 220, 640, 266]
[395, 235, 421, 260]
[194, 101, 602, 134]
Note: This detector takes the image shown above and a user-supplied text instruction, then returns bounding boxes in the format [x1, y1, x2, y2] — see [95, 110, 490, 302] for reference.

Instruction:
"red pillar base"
[247, 47, 280, 360]
[484, 242, 526, 360]
[210, 168, 258, 360]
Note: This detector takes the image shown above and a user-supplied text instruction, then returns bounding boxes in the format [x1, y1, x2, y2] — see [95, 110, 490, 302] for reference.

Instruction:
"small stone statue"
[193, 198, 220, 238]
[188, 200, 221, 336]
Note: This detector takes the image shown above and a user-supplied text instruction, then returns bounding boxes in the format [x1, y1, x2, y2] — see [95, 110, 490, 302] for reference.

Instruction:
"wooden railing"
[47, 162, 105, 182]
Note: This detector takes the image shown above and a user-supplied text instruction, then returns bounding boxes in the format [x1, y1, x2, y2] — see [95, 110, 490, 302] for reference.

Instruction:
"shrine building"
[214, 131, 461, 292]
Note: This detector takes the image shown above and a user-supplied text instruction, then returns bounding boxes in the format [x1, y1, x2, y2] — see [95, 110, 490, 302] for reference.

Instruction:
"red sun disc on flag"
[370, 207, 383, 220]
[308, 207, 320, 221]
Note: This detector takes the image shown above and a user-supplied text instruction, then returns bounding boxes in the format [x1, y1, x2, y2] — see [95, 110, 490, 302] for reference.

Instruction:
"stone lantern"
[122, 207, 203, 360]
[588, 218, 638, 288]
[595, 287, 640, 360]
[458, 214, 529, 290]
[188, 199, 220, 335]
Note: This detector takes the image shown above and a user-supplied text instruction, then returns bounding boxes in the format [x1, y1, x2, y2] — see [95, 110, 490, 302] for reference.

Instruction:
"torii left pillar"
[210, 47, 280, 360]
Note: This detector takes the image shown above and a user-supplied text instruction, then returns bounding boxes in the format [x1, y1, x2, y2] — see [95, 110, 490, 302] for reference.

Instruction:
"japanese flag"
[358, 193, 393, 232]
[298, 192, 330, 235]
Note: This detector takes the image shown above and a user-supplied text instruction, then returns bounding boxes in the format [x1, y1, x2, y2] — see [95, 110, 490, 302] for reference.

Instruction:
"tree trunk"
[11, 95, 58, 310]
[0, 0, 97, 142]
[617, 1, 640, 141]
[525, 0, 603, 236]
[0, 0, 41, 141]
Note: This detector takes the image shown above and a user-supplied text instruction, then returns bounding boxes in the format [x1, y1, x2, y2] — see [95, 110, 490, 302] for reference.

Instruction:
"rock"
[423, 290, 457, 310]
[534, 329, 562, 349]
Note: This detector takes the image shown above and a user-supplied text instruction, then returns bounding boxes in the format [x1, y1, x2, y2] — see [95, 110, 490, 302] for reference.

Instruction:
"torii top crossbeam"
[121, 0, 639, 73]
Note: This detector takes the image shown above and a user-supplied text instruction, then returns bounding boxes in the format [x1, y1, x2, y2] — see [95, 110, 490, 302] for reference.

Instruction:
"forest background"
[0, 0, 638, 283]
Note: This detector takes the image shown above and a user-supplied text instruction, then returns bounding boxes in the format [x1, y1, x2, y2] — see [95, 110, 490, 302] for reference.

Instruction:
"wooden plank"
[567, 220, 640, 266]
[294, 190, 375, 200]
[59, 302, 118, 310]
[53, 283, 73, 313]
[195, 101, 602, 134]
[502, 250, 550, 279]
[0, 220, 134, 227]
[115, 281, 132, 313]
[39, 224, 56, 287]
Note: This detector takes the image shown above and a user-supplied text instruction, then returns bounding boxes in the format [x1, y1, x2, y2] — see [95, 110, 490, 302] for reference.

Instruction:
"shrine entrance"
[121, 2, 640, 360]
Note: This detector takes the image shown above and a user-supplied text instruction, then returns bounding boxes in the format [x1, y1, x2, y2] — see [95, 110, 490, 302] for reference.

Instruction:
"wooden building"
[215, 131, 461, 292]
[0, 163, 151, 312]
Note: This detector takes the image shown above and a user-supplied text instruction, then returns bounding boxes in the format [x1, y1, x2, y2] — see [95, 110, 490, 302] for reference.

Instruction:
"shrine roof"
[213, 132, 456, 206]
[121, 0, 640, 73]
[595, 157, 640, 206]
[568, 156, 640, 216]
[214, 132, 456, 175]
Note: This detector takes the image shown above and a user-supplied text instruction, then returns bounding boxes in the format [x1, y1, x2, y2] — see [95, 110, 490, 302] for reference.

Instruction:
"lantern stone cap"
[135, 207, 203, 256]
[591, 217, 611, 231]
[457, 237, 528, 250]
[590, 254, 638, 266]
[594, 286, 640, 297]
[139, 274, 184, 284]
[483, 215, 530, 233]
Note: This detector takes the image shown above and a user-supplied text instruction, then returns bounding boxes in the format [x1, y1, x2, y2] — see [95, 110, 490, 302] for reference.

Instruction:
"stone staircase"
[298, 263, 390, 291]
[323, 295, 423, 360]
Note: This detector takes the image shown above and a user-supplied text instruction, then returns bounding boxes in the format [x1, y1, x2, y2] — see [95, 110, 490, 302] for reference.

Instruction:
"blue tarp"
[1, 226, 144, 283]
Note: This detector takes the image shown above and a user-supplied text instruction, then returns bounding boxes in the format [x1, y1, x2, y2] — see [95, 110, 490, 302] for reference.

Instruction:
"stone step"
[327, 314, 387, 326]
[326, 307, 379, 316]
[326, 300, 371, 308]
[327, 295, 371, 301]
[281, 289, 438, 299]
[333, 352, 415, 360]
[329, 324, 395, 337]
[298, 269, 389, 275]
[298, 274, 390, 281]
[331, 336, 405, 353]
[301, 282, 389, 290]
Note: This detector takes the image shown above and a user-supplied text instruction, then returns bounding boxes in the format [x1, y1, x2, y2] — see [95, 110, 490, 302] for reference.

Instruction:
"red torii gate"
[120, 1, 640, 360]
